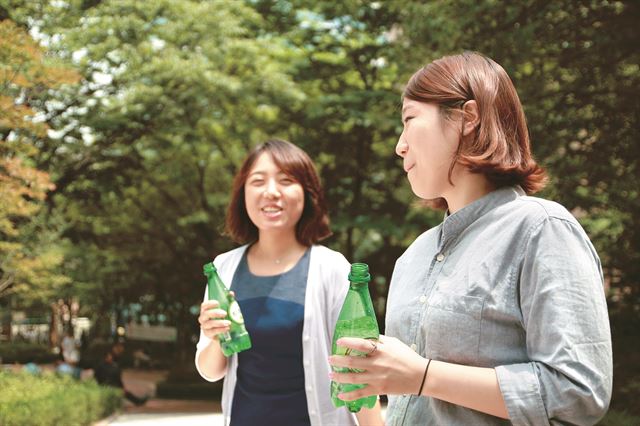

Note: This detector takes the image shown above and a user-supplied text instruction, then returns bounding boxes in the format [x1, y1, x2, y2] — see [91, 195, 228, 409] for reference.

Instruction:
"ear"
[461, 100, 480, 136]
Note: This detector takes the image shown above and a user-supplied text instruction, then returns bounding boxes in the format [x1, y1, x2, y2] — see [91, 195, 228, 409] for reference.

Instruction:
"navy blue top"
[229, 247, 311, 426]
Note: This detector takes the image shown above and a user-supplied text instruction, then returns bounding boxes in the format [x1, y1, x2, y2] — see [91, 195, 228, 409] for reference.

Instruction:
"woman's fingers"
[328, 334, 427, 396]
[329, 354, 370, 370]
[197, 299, 233, 339]
[201, 300, 220, 310]
[206, 308, 228, 318]
[198, 308, 228, 325]
[201, 319, 231, 339]
[337, 387, 374, 401]
[202, 318, 231, 329]
[336, 337, 378, 354]
[330, 370, 370, 385]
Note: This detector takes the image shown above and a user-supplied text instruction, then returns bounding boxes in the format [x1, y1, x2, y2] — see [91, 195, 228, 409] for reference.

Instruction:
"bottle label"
[228, 301, 245, 324]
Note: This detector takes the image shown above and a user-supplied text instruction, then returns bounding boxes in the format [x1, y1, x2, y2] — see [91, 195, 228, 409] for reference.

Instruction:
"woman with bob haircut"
[195, 139, 382, 426]
[329, 52, 612, 425]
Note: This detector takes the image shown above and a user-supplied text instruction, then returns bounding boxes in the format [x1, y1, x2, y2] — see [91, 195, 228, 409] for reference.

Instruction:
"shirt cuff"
[495, 363, 550, 426]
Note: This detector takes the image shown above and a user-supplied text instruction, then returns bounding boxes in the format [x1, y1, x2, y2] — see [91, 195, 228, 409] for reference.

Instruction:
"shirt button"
[307, 385, 313, 392]
[410, 343, 417, 351]
[303, 360, 310, 367]
[303, 335, 310, 342]
[419, 295, 427, 303]
[436, 253, 445, 262]
[310, 410, 316, 416]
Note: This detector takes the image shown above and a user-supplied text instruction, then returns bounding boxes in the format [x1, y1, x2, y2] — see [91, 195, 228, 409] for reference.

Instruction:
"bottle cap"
[348, 262, 371, 283]
[203, 262, 217, 275]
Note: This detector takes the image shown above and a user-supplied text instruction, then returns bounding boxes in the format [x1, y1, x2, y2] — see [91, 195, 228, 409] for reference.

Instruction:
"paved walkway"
[102, 412, 223, 425]
[93, 369, 224, 425]
[98, 401, 224, 426]
[96, 368, 386, 425]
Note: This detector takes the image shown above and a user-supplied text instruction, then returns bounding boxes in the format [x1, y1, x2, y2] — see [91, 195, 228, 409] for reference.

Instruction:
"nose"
[264, 178, 281, 199]
[396, 134, 408, 158]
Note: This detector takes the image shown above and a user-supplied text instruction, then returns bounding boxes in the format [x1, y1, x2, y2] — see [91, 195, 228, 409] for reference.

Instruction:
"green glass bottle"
[203, 262, 252, 356]
[330, 263, 380, 413]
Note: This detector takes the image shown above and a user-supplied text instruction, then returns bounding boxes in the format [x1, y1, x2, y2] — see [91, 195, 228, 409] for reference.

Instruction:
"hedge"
[0, 343, 58, 364]
[0, 370, 122, 426]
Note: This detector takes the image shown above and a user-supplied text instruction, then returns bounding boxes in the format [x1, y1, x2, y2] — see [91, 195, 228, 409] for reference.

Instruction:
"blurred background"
[1, 0, 638, 424]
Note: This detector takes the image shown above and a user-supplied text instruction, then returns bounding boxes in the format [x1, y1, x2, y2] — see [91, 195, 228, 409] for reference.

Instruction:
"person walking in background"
[55, 352, 81, 380]
[60, 328, 80, 367]
[94, 341, 149, 406]
[329, 52, 612, 425]
[195, 139, 383, 426]
[59, 328, 82, 379]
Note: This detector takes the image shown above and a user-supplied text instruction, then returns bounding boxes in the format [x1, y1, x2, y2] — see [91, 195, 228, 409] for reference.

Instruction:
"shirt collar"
[439, 185, 525, 250]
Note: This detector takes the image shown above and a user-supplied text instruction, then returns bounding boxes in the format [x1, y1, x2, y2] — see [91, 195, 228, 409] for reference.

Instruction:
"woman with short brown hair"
[329, 52, 612, 425]
[195, 139, 382, 426]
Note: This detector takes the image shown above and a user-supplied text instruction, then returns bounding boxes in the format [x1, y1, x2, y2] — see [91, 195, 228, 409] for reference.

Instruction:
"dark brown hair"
[225, 139, 331, 246]
[404, 51, 547, 208]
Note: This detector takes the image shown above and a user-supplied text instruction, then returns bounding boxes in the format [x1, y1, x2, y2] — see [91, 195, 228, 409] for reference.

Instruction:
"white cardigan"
[195, 244, 357, 426]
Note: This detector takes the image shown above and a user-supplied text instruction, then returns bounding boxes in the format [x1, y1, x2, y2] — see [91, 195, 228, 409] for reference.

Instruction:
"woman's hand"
[198, 299, 230, 340]
[328, 334, 428, 401]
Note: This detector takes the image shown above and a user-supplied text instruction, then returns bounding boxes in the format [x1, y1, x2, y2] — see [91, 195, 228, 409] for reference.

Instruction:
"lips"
[404, 164, 415, 173]
[261, 205, 283, 218]
[261, 205, 282, 213]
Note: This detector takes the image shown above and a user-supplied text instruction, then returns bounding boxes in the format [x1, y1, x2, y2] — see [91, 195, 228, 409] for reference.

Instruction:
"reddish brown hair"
[225, 139, 331, 246]
[404, 51, 547, 208]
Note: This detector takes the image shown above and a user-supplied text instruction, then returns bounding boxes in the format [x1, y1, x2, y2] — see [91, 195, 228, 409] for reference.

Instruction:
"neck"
[443, 168, 495, 214]
[252, 230, 306, 262]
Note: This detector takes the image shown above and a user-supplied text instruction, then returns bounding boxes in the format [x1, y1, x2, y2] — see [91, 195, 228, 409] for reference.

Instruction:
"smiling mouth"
[261, 206, 283, 214]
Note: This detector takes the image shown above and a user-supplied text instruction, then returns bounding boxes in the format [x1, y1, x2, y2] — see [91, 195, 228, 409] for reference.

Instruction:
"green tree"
[255, 0, 440, 276]
[0, 19, 76, 306]
[22, 0, 305, 363]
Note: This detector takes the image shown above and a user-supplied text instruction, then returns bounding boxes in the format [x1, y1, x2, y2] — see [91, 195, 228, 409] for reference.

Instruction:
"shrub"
[0, 370, 122, 426]
[0, 343, 58, 364]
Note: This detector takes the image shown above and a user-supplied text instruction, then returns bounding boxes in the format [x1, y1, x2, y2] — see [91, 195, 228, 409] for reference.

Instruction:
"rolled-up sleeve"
[497, 216, 612, 425]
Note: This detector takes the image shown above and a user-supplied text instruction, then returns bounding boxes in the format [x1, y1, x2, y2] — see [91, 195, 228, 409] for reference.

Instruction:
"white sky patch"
[72, 48, 88, 64]
[370, 57, 387, 68]
[92, 71, 113, 85]
[80, 126, 95, 145]
[47, 128, 65, 139]
[51, 0, 69, 8]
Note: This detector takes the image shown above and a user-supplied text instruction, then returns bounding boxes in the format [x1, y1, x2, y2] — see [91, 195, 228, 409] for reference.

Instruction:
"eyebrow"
[401, 105, 414, 117]
[248, 170, 288, 177]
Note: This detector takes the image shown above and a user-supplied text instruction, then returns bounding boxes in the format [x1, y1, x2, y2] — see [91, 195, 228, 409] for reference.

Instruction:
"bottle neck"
[349, 281, 370, 290]
[206, 271, 228, 299]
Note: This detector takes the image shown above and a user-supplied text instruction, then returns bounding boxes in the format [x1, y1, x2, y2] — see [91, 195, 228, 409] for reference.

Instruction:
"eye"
[403, 116, 415, 125]
[280, 177, 295, 185]
[249, 178, 264, 186]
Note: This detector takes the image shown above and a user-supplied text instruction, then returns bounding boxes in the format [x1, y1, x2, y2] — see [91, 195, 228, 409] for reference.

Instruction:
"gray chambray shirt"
[385, 186, 612, 426]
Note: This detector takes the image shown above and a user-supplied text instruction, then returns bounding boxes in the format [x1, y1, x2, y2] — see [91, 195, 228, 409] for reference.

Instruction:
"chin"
[409, 179, 443, 200]
[410, 185, 434, 200]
